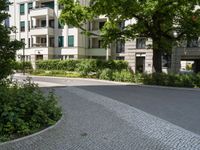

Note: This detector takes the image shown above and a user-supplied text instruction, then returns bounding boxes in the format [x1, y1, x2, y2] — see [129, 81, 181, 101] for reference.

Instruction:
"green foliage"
[59, 0, 200, 72]
[133, 73, 144, 83]
[12, 61, 33, 72]
[0, 1, 23, 79]
[113, 69, 133, 82]
[32, 70, 81, 78]
[142, 73, 200, 88]
[186, 64, 193, 70]
[36, 60, 79, 71]
[99, 68, 113, 80]
[36, 59, 129, 73]
[76, 59, 97, 77]
[34, 59, 200, 88]
[0, 79, 62, 142]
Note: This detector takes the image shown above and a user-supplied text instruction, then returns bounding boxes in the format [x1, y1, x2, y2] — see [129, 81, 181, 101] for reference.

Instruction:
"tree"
[0, 0, 23, 79]
[59, 0, 200, 72]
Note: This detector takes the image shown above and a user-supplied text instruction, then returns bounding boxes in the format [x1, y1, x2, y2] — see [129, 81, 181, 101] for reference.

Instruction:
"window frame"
[20, 21, 25, 32]
[20, 4, 25, 15]
[68, 35, 74, 47]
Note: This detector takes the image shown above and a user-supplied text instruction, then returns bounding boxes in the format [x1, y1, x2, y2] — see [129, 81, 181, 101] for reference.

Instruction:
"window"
[41, 2, 54, 9]
[99, 21, 106, 30]
[116, 41, 125, 53]
[41, 20, 46, 27]
[20, 21, 25, 32]
[68, 35, 74, 47]
[28, 38, 30, 48]
[58, 21, 64, 29]
[28, 2, 33, 13]
[136, 38, 146, 49]
[49, 20, 54, 28]
[20, 4, 25, 15]
[58, 36, 64, 47]
[98, 40, 103, 48]
[28, 21, 30, 31]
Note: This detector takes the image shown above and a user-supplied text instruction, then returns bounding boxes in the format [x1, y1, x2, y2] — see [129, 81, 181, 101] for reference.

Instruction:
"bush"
[0, 79, 62, 142]
[113, 69, 133, 82]
[76, 59, 97, 77]
[12, 61, 33, 72]
[36, 60, 60, 70]
[194, 73, 200, 87]
[99, 68, 113, 80]
[142, 73, 200, 88]
[133, 73, 144, 83]
[35, 59, 129, 72]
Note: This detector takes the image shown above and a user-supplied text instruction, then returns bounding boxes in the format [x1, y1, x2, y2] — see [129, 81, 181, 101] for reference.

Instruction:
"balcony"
[32, 43, 47, 47]
[29, 7, 54, 17]
[32, 42, 54, 48]
[30, 26, 54, 36]
[87, 48, 109, 56]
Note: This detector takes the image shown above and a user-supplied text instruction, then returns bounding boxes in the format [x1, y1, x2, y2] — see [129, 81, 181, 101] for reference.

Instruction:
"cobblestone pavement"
[1, 75, 200, 150]
[1, 83, 200, 149]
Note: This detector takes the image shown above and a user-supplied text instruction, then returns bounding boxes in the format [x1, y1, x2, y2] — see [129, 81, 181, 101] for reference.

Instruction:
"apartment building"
[8, 0, 200, 73]
[8, 0, 85, 68]
[7, 0, 155, 73]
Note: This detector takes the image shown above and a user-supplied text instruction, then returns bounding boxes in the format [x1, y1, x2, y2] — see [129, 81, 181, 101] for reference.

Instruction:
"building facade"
[8, 0, 200, 73]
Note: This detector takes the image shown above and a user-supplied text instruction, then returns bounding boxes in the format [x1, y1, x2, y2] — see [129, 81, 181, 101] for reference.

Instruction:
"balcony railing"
[31, 26, 54, 29]
[34, 5, 53, 10]
[32, 43, 46, 47]
[29, 6, 54, 17]
[32, 43, 54, 48]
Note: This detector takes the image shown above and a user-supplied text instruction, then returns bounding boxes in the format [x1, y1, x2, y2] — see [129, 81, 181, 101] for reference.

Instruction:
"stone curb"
[0, 115, 64, 146]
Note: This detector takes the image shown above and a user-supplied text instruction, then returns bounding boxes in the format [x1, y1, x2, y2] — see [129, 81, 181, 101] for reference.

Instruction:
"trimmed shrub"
[0, 79, 62, 142]
[142, 73, 200, 88]
[12, 61, 32, 71]
[36, 60, 60, 70]
[35, 59, 129, 72]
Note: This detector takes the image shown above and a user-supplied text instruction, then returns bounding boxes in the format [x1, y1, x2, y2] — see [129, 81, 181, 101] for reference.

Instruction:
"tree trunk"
[153, 39, 162, 73]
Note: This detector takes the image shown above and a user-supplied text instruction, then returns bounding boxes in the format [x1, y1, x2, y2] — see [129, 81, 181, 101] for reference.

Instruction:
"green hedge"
[36, 59, 129, 73]
[142, 73, 200, 88]
[12, 61, 33, 71]
[34, 59, 200, 88]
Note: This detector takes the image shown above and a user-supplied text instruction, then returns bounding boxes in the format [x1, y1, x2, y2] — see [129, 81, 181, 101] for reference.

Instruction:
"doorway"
[36, 55, 43, 60]
[136, 56, 145, 73]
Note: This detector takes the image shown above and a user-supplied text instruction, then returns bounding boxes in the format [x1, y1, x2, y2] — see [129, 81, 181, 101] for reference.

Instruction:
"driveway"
[1, 74, 199, 150]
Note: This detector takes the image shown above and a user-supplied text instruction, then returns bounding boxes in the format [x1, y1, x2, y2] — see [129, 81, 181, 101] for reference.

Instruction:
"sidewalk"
[1, 86, 200, 150]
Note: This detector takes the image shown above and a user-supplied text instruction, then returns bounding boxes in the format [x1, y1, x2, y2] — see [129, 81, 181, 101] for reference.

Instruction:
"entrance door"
[136, 57, 145, 73]
[36, 55, 43, 60]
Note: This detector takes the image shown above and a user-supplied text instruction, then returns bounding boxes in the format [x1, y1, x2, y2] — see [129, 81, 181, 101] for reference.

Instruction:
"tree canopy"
[59, 0, 200, 72]
[0, 0, 23, 79]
